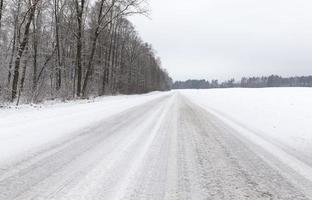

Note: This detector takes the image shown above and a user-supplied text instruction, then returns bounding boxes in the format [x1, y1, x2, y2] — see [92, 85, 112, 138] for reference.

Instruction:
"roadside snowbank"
[0, 92, 170, 165]
[180, 88, 312, 159]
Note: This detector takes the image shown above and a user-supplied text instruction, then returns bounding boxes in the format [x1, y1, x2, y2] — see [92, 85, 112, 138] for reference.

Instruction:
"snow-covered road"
[0, 91, 311, 199]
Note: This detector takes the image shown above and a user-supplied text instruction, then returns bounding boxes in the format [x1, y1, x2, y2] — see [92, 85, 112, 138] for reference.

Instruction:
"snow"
[0, 92, 170, 166]
[0, 89, 311, 199]
[2, 88, 311, 169]
[179, 88, 312, 157]
[180, 88, 312, 187]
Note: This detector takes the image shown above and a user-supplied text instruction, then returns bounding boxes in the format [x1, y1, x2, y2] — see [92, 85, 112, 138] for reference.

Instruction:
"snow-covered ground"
[0, 92, 169, 166]
[180, 88, 312, 157]
[180, 88, 312, 195]
[1, 89, 312, 199]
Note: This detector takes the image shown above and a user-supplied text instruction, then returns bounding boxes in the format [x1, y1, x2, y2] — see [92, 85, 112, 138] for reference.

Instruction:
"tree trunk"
[76, 25, 82, 97]
[7, 0, 21, 87]
[81, 32, 98, 97]
[11, 0, 40, 102]
[81, 0, 105, 97]
[32, 12, 38, 93]
[7, 26, 17, 86]
[74, 0, 85, 97]
[54, 0, 62, 91]
[16, 50, 29, 106]
[111, 22, 120, 94]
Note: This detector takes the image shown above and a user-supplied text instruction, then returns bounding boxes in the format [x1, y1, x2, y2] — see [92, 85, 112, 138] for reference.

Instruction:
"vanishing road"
[0, 92, 311, 200]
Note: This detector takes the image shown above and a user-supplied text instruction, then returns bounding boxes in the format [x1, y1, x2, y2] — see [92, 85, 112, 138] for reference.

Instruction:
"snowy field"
[180, 88, 312, 158]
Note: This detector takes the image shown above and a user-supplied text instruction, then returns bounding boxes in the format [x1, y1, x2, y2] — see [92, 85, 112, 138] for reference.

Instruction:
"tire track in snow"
[0, 95, 171, 200]
[178, 94, 309, 200]
[0, 92, 310, 200]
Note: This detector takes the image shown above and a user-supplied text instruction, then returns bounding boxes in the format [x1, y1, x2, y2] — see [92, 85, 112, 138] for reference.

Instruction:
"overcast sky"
[130, 0, 312, 81]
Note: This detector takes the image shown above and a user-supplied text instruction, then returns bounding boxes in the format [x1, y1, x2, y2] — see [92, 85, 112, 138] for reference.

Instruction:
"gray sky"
[130, 0, 312, 81]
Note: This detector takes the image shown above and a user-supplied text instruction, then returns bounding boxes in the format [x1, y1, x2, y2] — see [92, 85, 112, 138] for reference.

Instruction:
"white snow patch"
[0, 92, 170, 165]
[179, 88, 312, 157]
[180, 88, 312, 196]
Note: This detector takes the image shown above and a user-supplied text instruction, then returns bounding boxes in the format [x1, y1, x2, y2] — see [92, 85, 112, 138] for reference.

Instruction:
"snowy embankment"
[0, 92, 169, 165]
[180, 88, 312, 183]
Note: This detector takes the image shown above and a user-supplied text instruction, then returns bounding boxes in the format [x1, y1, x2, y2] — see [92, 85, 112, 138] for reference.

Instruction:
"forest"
[173, 75, 312, 89]
[0, 0, 172, 105]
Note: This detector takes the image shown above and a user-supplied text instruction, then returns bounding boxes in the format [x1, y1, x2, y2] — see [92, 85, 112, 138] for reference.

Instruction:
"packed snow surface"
[0, 89, 311, 199]
[0, 92, 169, 165]
[180, 88, 312, 158]
[180, 88, 312, 196]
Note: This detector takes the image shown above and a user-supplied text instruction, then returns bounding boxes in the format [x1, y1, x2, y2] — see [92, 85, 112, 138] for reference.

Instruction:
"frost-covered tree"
[0, 0, 172, 104]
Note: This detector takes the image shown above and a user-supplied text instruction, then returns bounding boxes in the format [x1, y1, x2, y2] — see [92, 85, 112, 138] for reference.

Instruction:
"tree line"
[173, 75, 312, 89]
[0, 0, 172, 104]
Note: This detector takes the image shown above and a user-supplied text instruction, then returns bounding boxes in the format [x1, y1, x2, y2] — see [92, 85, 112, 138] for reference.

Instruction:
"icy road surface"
[0, 92, 311, 199]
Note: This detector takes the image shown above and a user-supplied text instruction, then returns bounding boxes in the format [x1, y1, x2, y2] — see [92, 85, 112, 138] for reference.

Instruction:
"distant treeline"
[173, 75, 312, 89]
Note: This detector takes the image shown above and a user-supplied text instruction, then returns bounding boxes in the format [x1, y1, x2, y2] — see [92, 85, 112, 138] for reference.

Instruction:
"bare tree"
[54, 0, 62, 91]
[74, 0, 86, 97]
[81, 0, 148, 97]
[7, 0, 22, 87]
[11, 0, 41, 102]
[0, 0, 171, 104]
